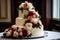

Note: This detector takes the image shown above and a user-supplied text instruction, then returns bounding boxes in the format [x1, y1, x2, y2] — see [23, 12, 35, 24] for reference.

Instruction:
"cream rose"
[19, 1, 29, 9]
[25, 23, 33, 30]
[12, 25, 17, 30]
[31, 18, 39, 24]
[13, 31, 18, 37]
[6, 31, 11, 37]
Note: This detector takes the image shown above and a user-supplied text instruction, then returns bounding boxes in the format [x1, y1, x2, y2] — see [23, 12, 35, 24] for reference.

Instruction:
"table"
[0, 31, 60, 40]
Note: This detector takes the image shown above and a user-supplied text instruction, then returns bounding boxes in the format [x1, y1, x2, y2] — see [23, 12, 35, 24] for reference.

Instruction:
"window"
[53, 0, 60, 21]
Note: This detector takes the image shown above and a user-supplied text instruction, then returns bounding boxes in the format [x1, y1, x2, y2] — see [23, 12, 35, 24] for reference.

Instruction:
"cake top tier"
[19, 1, 33, 8]
[19, 1, 35, 11]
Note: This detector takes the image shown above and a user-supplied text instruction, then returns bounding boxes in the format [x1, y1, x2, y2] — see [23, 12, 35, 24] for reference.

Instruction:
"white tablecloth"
[0, 30, 60, 40]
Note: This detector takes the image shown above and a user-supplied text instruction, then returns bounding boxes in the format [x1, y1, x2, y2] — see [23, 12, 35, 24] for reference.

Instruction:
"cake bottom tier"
[12, 25, 44, 37]
[3, 25, 44, 38]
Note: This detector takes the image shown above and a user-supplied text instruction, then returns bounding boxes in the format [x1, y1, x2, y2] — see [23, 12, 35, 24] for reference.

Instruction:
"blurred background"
[0, 0, 60, 32]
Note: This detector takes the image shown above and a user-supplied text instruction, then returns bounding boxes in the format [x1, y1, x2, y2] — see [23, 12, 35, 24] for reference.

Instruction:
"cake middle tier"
[15, 17, 26, 26]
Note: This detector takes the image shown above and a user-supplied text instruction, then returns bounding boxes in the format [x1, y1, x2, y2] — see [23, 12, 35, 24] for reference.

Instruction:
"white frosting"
[18, 10, 24, 18]
[15, 17, 26, 26]
[31, 25, 44, 37]
[12, 25, 25, 28]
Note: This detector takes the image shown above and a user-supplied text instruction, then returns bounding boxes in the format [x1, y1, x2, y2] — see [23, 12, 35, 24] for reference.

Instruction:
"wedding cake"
[3, 1, 44, 38]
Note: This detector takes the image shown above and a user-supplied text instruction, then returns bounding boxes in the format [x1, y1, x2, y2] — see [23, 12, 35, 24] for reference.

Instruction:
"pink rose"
[19, 32, 23, 36]
[27, 31, 31, 36]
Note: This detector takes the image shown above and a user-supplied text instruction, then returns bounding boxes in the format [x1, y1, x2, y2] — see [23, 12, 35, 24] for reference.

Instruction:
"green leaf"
[24, 15, 28, 19]
[17, 8, 23, 10]
[38, 15, 41, 19]
[32, 7, 35, 10]
[33, 24, 41, 29]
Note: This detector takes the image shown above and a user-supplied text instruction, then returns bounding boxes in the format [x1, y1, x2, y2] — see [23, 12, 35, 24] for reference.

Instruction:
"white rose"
[19, 3, 25, 8]
[31, 18, 39, 24]
[25, 23, 33, 30]
[6, 31, 11, 37]
[28, 3, 34, 9]
[13, 31, 18, 37]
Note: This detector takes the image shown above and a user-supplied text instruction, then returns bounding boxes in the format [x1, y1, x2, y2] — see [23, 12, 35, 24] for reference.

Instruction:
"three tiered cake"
[3, 1, 44, 38]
